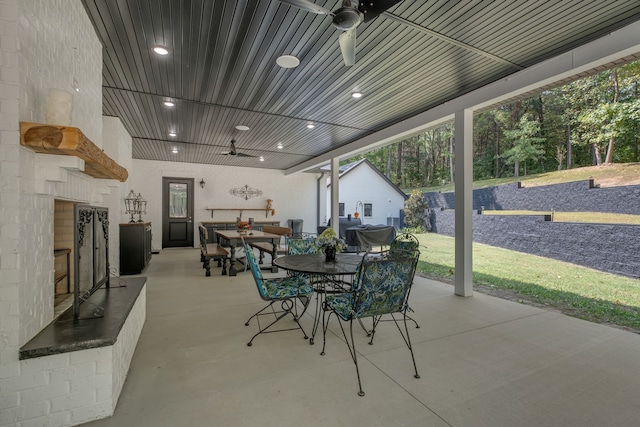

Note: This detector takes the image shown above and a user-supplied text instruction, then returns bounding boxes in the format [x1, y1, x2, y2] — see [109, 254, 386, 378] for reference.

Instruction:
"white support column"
[330, 157, 340, 235]
[454, 109, 474, 297]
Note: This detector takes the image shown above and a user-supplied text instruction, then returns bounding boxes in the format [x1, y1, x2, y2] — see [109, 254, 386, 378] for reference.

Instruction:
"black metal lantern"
[135, 193, 147, 223]
[124, 189, 137, 223]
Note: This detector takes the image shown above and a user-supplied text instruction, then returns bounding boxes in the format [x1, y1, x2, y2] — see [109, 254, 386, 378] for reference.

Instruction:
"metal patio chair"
[321, 256, 420, 396]
[242, 240, 313, 346]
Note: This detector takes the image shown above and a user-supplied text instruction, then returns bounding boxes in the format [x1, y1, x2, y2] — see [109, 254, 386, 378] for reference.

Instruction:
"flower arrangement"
[316, 228, 346, 254]
[237, 221, 252, 230]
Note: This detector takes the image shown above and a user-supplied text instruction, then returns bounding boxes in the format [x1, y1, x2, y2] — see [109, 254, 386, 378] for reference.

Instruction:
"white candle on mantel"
[45, 88, 73, 126]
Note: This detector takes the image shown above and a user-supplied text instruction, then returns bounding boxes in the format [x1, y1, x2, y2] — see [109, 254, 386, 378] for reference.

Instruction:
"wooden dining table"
[215, 229, 282, 276]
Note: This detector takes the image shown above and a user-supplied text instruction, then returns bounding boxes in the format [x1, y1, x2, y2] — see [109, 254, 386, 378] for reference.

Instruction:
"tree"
[501, 116, 546, 176]
[403, 189, 429, 231]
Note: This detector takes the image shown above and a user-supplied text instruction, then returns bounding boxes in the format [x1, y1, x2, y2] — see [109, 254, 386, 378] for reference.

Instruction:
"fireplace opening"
[53, 200, 111, 320]
[54, 200, 75, 318]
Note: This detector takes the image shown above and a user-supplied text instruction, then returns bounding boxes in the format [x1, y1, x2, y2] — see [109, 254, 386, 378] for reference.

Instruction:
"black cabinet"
[120, 222, 152, 275]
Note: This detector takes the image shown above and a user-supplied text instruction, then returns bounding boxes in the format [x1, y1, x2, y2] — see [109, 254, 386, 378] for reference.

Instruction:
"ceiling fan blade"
[236, 153, 257, 158]
[361, 0, 403, 23]
[339, 28, 356, 66]
[278, 0, 333, 16]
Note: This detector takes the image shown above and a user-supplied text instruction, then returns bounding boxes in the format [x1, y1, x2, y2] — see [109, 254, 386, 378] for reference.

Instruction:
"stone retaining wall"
[431, 210, 640, 277]
[424, 179, 640, 214]
[425, 179, 640, 278]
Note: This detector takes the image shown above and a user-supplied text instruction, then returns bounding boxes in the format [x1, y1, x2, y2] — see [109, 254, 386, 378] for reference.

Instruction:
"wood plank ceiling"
[81, 0, 640, 170]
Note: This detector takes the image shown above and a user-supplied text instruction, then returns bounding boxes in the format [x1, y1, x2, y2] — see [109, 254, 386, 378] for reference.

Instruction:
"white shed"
[324, 159, 408, 227]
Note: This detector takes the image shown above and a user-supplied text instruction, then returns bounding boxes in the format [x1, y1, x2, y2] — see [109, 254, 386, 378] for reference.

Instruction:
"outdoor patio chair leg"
[245, 299, 308, 346]
[348, 319, 366, 396]
[389, 313, 420, 379]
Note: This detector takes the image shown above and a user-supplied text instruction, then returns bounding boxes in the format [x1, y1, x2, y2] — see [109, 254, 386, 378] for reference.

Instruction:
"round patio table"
[274, 253, 364, 343]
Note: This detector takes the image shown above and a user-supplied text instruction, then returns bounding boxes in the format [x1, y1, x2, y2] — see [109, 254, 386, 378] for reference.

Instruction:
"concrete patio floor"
[85, 248, 640, 426]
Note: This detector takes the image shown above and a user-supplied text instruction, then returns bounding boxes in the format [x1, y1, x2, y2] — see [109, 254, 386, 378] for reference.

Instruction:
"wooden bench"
[248, 225, 291, 267]
[199, 226, 228, 276]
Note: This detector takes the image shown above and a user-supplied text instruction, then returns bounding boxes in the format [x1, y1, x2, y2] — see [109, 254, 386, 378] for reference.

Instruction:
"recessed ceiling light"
[276, 55, 300, 68]
[306, 123, 315, 129]
[169, 132, 177, 137]
[235, 125, 250, 131]
[277, 143, 283, 149]
[153, 45, 169, 55]
[351, 91, 363, 98]
[259, 156, 265, 162]
[163, 100, 175, 107]
[171, 147, 178, 154]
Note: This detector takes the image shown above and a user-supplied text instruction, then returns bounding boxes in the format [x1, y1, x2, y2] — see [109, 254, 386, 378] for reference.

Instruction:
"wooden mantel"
[20, 122, 128, 182]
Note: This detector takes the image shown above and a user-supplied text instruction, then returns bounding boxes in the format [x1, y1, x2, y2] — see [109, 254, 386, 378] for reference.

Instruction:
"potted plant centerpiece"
[316, 228, 346, 262]
[236, 220, 252, 235]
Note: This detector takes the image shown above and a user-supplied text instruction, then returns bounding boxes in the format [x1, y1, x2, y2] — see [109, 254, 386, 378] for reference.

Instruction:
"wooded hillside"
[346, 60, 640, 188]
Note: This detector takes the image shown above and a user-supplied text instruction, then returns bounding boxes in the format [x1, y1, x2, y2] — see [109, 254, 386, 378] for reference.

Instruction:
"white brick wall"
[0, 1, 142, 425]
[0, 285, 146, 427]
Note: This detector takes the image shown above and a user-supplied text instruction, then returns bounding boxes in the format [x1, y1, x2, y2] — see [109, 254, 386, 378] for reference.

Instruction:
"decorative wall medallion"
[230, 184, 263, 200]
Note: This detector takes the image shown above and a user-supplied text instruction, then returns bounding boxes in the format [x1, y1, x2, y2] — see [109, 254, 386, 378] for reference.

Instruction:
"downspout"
[317, 172, 326, 226]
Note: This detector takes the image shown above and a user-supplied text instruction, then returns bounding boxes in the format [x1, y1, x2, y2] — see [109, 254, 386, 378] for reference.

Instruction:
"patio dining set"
[239, 229, 422, 397]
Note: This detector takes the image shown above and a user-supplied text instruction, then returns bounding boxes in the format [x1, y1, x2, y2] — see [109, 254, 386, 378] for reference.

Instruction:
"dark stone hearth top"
[19, 277, 146, 360]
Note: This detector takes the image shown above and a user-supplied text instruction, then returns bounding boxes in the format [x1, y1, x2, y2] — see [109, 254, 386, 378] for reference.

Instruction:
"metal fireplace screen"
[73, 205, 110, 319]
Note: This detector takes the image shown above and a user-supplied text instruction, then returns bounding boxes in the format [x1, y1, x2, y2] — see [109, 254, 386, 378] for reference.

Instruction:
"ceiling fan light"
[306, 123, 315, 129]
[235, 125, 250, 131]
[276, 55, 300, 68]
[351, 91, 363, 98]
[169, 132, 177, 137]
[163, 100, 175, 107]
[152, 45, 169, 55]
[332, 7, 363, 31]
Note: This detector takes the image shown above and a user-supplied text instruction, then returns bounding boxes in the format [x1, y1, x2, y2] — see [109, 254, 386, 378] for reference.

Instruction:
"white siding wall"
[129, 159, 320, 249]
[326, 164, 406, 226]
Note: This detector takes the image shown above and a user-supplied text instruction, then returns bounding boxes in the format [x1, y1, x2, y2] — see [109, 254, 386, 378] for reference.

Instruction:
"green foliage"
[403, 189, 428, 231]
[344, 59, 640, 189]
[501, 116, 546, 175]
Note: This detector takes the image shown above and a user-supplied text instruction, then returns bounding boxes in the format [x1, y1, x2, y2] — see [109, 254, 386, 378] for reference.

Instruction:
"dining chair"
[385, 233, 422, 333]
[321, 256, 420, 396]
[242, 240, 314, 346]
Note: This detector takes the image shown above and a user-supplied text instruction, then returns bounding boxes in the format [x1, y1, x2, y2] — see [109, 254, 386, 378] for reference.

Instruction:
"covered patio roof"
[81, 0, 640, 172]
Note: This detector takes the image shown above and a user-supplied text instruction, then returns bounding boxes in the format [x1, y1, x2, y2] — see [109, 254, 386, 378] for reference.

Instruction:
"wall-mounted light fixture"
[200, 179, 206, 188]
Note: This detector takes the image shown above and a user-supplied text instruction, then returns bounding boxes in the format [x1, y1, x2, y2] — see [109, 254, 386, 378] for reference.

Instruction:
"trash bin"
[287, 219, 304, 237]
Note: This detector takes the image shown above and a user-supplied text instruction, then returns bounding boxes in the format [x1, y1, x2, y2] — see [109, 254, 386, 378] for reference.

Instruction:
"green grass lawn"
[481, 210, 640, 225]
[414, 233, 640, 331]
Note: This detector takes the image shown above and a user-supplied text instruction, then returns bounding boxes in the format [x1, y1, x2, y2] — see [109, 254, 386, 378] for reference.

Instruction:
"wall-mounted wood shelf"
[205, 208, 275, 219]
[20, 122, 128, 182]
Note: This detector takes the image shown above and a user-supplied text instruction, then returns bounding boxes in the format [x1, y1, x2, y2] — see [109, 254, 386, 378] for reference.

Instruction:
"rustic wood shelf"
[20, 122, 128, 182]
[205, 208, 275, 219]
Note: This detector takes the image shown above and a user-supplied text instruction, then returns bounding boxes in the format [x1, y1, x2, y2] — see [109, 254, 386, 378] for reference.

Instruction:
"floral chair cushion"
[325, 258, 414, 320]
[245, 243, 313, 301]
[286, 237, 318, 255]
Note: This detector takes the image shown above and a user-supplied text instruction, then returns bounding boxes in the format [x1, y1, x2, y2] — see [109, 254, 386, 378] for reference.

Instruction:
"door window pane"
[169, 183, 188, 218]
[364, 203, 373, 217]
[339, 203, 345, 216]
